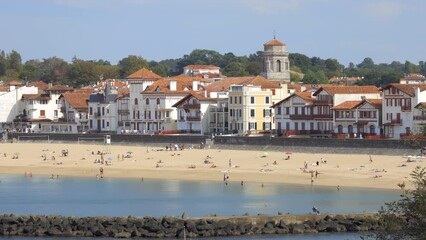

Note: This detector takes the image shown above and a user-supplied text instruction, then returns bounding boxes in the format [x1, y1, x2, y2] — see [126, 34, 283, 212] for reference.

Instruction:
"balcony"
[93, 112, 101, 117]
[313, 100, 333, 105]
[183, 104, 200, 109]
[290, 115, 314, 120]
[384, 119, 403, 126]
[401, 105, 411, 112]
[414, 115, 426, 121]
[118, 109, 130, 115]
[187, 116, 201, 121]
[60, 107, 66, 112]
[313, 114, 333, 119]
[211, 107, 228, 112]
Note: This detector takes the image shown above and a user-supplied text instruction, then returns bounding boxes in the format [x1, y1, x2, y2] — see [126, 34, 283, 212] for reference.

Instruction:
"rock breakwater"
[0, 213, 380, 238]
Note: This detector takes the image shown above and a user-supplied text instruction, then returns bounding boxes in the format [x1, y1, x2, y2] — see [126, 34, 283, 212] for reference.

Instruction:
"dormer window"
[146, 98, 150, 105]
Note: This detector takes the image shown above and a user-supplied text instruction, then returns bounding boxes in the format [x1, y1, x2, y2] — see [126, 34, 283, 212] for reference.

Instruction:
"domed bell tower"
[260, 38, 290, 82]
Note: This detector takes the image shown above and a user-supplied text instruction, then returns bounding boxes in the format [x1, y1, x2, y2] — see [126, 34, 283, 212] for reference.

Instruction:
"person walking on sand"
[229, 158, 232, 167]
[99, 167, 104, 178]
[369, 155, 373, 163]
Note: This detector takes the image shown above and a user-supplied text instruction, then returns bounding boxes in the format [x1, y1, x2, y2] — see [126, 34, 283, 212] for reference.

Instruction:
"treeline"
[0, 49, 425, 88]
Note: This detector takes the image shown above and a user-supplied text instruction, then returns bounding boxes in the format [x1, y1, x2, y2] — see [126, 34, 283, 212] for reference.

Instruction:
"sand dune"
[0, 142, 425, 190]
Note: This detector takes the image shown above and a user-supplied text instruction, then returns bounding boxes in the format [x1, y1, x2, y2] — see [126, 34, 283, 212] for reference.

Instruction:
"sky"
[1, 0, 425, 66]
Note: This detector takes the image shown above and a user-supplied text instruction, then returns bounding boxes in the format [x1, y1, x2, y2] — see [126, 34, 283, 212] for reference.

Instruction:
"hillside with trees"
[0, 48, 425, 88]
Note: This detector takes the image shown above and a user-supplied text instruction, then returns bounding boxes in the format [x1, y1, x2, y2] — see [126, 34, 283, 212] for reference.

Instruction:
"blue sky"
[1, 0, 425, 66]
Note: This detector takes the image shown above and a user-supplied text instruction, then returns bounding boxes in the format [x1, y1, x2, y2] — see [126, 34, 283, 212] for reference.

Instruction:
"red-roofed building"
[332, 99, 382, 137]
[400, 73, 426, 84]
[183, 65, 224, 82]
[382, 83, 426, 138]
[272, 85, 381, 136]
[172, 93, 217, 134]
[260, 38, 290, 82]
[58, 92, 92, 133]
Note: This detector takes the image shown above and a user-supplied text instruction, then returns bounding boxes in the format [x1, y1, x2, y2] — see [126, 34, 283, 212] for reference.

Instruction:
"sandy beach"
[0, 142, 424, 190]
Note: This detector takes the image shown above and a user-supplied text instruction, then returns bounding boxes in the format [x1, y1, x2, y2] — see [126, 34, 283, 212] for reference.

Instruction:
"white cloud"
[365, 1, 403, 19]
[239, 0, 301, 14]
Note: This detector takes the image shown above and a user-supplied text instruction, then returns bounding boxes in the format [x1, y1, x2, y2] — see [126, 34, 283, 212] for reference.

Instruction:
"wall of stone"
[0, 213, 380, 238]
[212, 136, 426, 155]
[7, 133, 426, 155]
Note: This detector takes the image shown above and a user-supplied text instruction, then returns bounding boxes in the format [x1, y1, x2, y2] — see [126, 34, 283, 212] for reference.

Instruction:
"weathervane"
[273, 29, 276, 39]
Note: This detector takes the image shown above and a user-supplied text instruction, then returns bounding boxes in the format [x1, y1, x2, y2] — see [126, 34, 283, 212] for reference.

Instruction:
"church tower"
[260, 38, 290, 82]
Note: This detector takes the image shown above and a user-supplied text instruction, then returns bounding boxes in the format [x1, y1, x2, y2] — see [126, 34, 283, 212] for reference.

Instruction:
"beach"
[0, 142, 424, 190]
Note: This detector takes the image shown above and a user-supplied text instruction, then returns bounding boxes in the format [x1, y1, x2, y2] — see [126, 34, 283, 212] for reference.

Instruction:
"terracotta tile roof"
[364, 99, 382, 109]
[383, 83, 426, 97]
[126, 68, 162, 79]
[174, 74, 212, 83]
[313, 86, 380, 96]
[28, 81, 49, 91]
[415, 102, 426, 108]
[8, 80, 22, 85]
[401, 74, 426, 80]
[117, 88, 130, 99]
[61, 92, 91, 112]
[332, 100, 362, 110]
[172, 92, 215, 107]
[205, 76, 280, 92]
[184, 65, 220, 70]
[46, 85, 74, 92]
[143, 75, 211, 95]
[21, 94, 51, 101]
[264, 39, 285, 46]
[0, 86, 8, 92]
[271, 92, 314, 108]
[332, 99, 382, 110]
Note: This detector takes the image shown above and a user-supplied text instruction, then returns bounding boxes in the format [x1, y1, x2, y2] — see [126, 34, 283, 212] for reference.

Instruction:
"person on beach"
[369, 155, 373, 163]
[228, 158, 232, 167]
[99, 167, 104, 178]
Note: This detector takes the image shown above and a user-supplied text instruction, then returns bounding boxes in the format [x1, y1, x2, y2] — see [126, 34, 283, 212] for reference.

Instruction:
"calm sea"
[0, 174, 399, 217]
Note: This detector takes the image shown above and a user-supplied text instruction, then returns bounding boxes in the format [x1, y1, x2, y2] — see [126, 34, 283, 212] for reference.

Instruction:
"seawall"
[8, 133, 426, 155]
[0, 213, 380, 238]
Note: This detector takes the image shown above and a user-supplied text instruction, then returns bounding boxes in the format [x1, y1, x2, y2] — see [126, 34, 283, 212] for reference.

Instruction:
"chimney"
[170, 80, 177, 91]
[192, 80, 200, 91]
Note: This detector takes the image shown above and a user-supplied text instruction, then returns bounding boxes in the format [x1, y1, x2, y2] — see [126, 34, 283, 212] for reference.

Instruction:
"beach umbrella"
[108, 157, 113, 161]
[262, 152, 268, 157]
[286, 152, 293, 155]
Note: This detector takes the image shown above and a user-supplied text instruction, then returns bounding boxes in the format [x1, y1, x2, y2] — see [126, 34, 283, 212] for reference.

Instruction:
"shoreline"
[0, 142, 424, 190]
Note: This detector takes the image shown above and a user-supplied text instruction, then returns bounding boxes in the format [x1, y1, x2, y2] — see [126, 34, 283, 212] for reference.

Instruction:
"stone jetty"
[0, 213, 381, 238]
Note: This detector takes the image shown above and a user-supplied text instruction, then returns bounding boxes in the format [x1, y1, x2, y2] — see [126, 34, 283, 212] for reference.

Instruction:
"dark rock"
[290, 224, 305, 234]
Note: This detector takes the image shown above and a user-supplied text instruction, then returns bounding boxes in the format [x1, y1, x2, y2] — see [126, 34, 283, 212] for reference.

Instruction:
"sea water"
[0, 174, 400, 217]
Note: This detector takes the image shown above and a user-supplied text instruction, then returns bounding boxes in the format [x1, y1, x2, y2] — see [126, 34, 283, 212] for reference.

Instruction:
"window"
[155, 111, 158, 119]
[295, 122, 298, 130]
[239, 96, 242, 104]
[166, 111, 170, 117]
[89, 120, 93, 128]
[277, 107, 281, 115]
[239, 109, 242, 117]
[250, 109, 255, 117]
[102, 120, 105, 128]
[276, 60, 282, 72]
[264, 122, 271, 130]
[369, 125, 375, 134]
[107, 122, 109, 127]
[230, 97, 233, 104]
[265, 96, 270, 104]
[286, 107, 290, 115]
[338, 125, 343, 134]
[102, 107, 105, 116]
[286, 122, 290, 130]
[40, 110, 45, 117]
[40, 100, 48, 104]
[146, 98, 150, 105]
[250, 96, 255, 104]
[264, 109, 271, 117]
[294, 107, 298, 115]
[54, 110, 58, 117]
[310, 122, 314, 130]
[157, 98, 160, 105]
[134, 98, 138, 105]
[301, 122, 305, 130]
[249, 122, 256, 130]
[107, 109, 109, 114]
[348, 125, 353, 134]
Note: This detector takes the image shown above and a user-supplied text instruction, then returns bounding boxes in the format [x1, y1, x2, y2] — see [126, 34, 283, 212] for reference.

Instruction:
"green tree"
[21, 59, 41, 81]
[357, 57, 375, 69]
[118, 55, 149, 77]
[40, 57, 70, 84]
[223, 62, 248, 77]
[376, 166, 426, 239]
[7, 50, 23, 73]
[0, 50, 7, 76]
